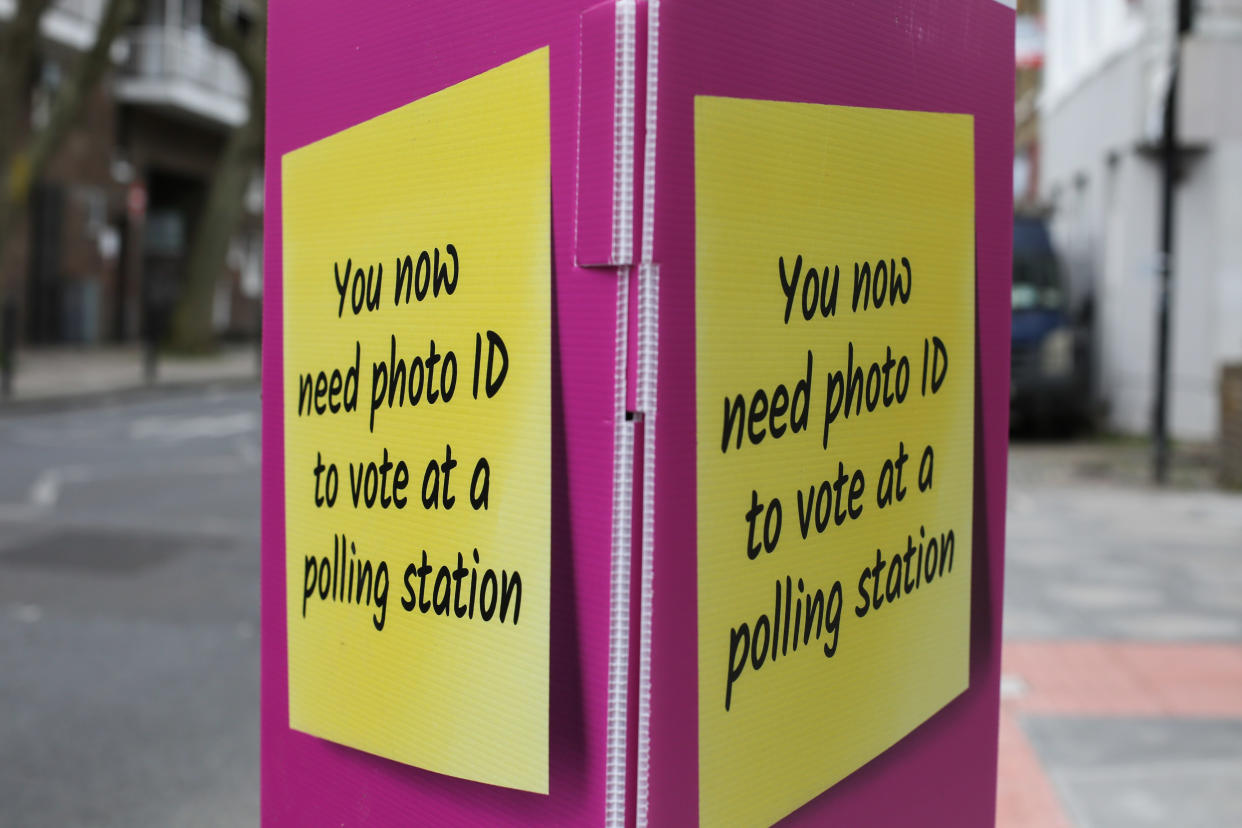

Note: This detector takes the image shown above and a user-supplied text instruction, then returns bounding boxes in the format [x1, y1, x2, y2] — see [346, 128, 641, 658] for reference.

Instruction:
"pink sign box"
[642, 1, 1013, 824]
[263, 1, 628, 824]
[261, 1, 1013, 824]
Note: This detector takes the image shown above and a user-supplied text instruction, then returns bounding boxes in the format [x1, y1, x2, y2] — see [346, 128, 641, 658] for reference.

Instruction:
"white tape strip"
[604, 269, 635, 828]
[605, 3, 638, 826]
[635, 1, 660, 824]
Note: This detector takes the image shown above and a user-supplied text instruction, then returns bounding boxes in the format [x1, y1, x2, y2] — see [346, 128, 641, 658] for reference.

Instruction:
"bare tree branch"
[1, 0, 135, 293]
[204, 0, 265, 83]
[0, 0, 51, 191]
[24, 0, 139, 197]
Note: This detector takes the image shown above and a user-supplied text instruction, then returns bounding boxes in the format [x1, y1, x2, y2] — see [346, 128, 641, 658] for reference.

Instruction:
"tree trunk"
[164, 108, 263, 353]
[0, 0, 51, 298]
[0, 0, 48, 172]
[164, 0, 266, 353]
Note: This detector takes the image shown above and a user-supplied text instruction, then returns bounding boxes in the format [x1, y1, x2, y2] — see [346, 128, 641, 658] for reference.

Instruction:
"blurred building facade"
[0, 0, 262, 347]
[1015, 0, 1044, 208]
[1041, 0, 1242, 440]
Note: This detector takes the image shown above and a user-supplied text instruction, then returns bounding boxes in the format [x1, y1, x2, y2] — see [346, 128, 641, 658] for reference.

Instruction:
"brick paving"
[1004, 642, 1242, 718]
[998, 708, 1075, 828]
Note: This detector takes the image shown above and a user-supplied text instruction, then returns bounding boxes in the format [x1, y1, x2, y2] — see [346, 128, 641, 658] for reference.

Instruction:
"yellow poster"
[695, 97, 975, 826]
[281, 49, 550, 793]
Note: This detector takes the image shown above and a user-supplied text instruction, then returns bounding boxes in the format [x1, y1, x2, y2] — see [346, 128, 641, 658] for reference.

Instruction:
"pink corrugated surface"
[263, 1, 1013, 824]
[262, 1, 622, 823]
[575, 1, 618, 267]
[642, 1, 1013, 824]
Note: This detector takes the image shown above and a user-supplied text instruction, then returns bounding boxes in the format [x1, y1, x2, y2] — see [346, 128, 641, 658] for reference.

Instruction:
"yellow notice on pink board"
[695, 97, 975, 827]
[281, 49, 550, 793]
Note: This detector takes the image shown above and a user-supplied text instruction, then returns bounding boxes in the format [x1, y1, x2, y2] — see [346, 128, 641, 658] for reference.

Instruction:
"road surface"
[0, 388, 261, 827]
[2, 390, 1240, 827]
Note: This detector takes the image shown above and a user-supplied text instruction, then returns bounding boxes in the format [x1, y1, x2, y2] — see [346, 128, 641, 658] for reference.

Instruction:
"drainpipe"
[1153, 0, 1196, 484]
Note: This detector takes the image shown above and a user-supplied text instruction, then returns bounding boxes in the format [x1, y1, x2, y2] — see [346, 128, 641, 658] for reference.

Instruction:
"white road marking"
[11, 604, 43, 624]
[129, 411, 257, 442]
[27, 466, 90, 508]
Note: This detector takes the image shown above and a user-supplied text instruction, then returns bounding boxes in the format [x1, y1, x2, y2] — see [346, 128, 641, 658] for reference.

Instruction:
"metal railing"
[119, 24, 248, 105]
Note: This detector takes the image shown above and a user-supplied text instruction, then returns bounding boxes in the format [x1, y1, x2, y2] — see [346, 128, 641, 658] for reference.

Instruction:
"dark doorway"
[142, 170, 205, 341]
[25, 181, 65, 344]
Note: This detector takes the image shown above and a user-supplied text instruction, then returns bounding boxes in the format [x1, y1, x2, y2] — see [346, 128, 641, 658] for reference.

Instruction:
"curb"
[0, 375, 260, 417]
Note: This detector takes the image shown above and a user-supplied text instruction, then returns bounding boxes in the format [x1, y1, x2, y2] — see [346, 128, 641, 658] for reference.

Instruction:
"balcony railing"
[114, 25, 249, 127]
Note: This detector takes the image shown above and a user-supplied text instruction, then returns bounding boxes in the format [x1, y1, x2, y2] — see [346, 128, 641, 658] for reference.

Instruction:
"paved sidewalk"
[998, 439, 1242, 827]
[0, 345, 259, 407]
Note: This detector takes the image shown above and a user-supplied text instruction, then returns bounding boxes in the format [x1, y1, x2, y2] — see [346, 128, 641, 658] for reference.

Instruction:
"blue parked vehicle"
[1010, 216, 1090, 432]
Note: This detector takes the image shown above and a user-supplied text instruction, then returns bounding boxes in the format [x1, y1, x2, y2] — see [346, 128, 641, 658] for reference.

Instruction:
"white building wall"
[1212, 144, 1242, 369]
[1044, 0, 1149, 114]
[1099, 153, 1159, 436]
[1041, 0, 1242, 440]
[1169, 147, 1218, 438]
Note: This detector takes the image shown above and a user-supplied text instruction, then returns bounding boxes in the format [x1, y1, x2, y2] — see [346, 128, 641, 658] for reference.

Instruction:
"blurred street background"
[1, 0, 1240, 826]
[1003, 2, 1242, 824]
[999, 439, 1242, 826]
[0, 383, 259, 827]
